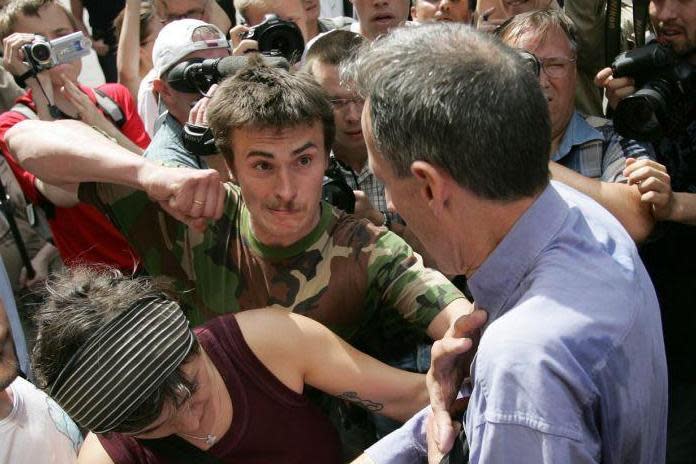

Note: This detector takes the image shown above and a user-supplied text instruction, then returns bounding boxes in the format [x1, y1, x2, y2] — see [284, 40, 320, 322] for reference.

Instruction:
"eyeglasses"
[537, 56, 576, 78]
[329, 96, 364, 111]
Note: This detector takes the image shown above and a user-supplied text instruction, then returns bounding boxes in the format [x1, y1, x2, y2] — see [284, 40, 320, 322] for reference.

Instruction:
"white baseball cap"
[152, 19, 231, 77]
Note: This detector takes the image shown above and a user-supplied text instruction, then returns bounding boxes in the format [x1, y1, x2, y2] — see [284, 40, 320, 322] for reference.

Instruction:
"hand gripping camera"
[242, 14, 305, 63]
[22, 31, 92, 72]
[611, 42, 695, 142]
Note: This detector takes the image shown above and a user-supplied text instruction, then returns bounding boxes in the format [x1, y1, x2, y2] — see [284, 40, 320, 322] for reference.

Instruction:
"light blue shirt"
[367, 182, 667, 463]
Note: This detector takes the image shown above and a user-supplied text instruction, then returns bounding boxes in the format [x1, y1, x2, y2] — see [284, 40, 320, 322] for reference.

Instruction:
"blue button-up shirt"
[367, 182, 667, 463]
[553, 112, 654, 182]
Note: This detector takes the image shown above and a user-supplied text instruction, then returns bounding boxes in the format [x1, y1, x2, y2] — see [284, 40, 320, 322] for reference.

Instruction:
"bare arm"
[77, 432, 115, 464]
[238, 309, 430, 423]
[6, 119, 225, 228]
[69, 0, 88, 35]
[116, 0, 143, 99]
[550, 161, 654, 243]
[208, 0, 232, 32]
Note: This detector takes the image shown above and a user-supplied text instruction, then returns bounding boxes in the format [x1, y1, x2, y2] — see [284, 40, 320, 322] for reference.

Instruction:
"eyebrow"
[245, 142, 318, 159]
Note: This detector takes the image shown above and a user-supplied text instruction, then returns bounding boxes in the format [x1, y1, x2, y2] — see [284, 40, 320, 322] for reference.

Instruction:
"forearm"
[117, 0, 142, 98]
[667, 192, 696, 225]
[7, 120, 151, 189]
[550, 162, 654, 242]
[427, 297, 474, 340]
[96, 120, 144, 155]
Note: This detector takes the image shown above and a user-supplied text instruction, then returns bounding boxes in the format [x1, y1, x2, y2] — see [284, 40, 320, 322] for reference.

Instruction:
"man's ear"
[152, 78, 170, 98]
[411, 160, 450, 216]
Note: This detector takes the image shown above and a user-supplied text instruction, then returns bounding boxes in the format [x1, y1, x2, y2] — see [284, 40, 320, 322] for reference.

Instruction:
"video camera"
[611, 42, 695, 142]
[242, 14, 305, 63]
[22, 31, 91, 72]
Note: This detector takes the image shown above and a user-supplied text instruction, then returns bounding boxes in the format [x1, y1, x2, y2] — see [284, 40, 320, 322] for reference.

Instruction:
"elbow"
[5, 120, 38, 166]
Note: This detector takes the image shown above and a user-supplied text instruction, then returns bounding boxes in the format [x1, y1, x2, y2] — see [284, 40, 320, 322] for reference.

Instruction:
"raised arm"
[238, 308, 430, 423]
[6, 119, 225, 227]
[116, 0, 143, 99]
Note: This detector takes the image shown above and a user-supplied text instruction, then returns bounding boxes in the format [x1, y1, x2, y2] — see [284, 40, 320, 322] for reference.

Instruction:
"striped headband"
[49, 295, 195, 433]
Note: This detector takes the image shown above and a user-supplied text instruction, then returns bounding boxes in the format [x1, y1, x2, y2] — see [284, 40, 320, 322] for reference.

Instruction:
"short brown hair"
[0, 0, 79, 44]
[303, 30, 366, 74]
[207, 57, 335, 163]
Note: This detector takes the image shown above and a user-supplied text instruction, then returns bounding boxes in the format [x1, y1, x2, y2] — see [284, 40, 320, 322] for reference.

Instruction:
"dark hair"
[496, 8, 578, 55]
[0, 0, 79, 43]
[32, 266, 200, 434]
[207, 56, 335, 163]
[303, 30, 366, 71]
[345, 23, 550, 201]
[113, 1, 157, 47]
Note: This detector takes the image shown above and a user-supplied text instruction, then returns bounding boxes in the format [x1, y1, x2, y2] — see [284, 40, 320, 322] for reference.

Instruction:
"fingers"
[229, 25, 251, 48]
[594, 67, 613, 87]
[233, 39, 259, 56]
[432, 409, 460, 456]
[624, 160, 670, 186]
[450, 308, 488, 338]
[3, 33, 36, 76]
[188, 84, 218, 125]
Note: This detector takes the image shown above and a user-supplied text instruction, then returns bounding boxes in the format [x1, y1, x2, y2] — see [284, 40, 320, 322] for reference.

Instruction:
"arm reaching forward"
[6, 119, 226, 229]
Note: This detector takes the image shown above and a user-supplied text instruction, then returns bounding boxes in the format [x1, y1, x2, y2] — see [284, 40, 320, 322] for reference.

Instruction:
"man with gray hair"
[346, 22, 667, 464]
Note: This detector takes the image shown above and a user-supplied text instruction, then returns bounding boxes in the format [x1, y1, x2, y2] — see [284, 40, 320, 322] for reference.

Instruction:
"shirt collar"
[467, 183, 569, 325]
[552, 111, 603, 162]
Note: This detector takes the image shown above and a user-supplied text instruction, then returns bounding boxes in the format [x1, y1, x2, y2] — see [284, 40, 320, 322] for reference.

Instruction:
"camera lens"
[613, 83, 670, 142]
[30, 42, 51, 64]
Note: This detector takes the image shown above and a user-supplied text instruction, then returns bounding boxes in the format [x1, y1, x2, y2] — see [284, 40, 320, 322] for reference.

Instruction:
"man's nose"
[275, 168, 297, 202]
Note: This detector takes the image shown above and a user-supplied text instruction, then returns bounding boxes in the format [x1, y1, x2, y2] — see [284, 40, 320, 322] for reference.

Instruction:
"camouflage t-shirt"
[80, 182, 463, 357]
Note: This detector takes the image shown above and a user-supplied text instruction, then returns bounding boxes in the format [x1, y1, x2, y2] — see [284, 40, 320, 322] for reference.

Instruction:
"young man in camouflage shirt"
[9, 60, 472, 364]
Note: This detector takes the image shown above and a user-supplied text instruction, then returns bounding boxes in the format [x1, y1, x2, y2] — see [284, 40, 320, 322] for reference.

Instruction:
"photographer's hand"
[353, 190, 385, 226]
[595, 67, 635, 111]
[229, 25, 258, 55]
[2, 32, 54, 118]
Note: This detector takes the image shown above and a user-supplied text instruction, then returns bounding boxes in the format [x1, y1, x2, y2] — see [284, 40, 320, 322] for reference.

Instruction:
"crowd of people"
[0, 0, 693, 463]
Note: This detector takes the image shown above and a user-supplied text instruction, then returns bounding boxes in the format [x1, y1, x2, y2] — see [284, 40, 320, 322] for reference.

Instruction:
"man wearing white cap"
[138, 19, 231, 140]
[142, 19, 231, 170]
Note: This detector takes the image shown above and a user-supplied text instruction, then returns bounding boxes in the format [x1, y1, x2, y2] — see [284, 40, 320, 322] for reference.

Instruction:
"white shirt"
[137, 68, 160, 138]
[0, 377, 83, 464]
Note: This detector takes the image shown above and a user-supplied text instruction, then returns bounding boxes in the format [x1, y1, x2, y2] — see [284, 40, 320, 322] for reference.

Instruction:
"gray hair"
[345, 23, 550, 201]
[496, 8, 578, 54]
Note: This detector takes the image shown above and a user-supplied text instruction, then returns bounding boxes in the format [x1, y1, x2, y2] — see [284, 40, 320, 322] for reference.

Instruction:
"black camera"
[322, 158, 355, 214]
[611, 42, 695, 141]
[243, 14, 305, 63]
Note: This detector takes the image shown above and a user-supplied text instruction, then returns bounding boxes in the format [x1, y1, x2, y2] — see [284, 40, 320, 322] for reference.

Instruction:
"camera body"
[243, 14, 304, 63]
[322, 158, 355, 214]
[611, 42, 695, 141]
[22, 31, 91, 73]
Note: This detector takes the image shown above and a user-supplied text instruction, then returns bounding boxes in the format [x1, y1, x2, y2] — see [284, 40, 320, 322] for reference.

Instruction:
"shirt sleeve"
[367, 230, 464, 331]
[364, 406, 429, 464]
[600, 126, 656, 183]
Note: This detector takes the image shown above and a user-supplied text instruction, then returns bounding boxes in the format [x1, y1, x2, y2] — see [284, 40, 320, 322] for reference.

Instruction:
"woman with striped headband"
[31, 266, 432, 463]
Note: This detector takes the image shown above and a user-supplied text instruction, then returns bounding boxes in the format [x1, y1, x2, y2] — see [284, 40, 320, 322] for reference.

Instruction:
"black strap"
[343, 0, 353, 18]
[605, 0, 622, 67]
[143, 435, 223, 464]
[13, 69, 34, 89]
[633, 0, 650, 47]
[93, 88, 125, 128]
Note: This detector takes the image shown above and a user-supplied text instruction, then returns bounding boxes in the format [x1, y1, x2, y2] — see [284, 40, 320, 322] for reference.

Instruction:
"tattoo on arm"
[337, 391, 384, 412]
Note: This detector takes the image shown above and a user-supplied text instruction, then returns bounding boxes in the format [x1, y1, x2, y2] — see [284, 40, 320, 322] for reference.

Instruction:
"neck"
[307, 20, 320, 41]
[550, 130, 564, 157]
[450, 192, 538, 278]
[333, 146, 367, 173]
[0, 387, 14, 420]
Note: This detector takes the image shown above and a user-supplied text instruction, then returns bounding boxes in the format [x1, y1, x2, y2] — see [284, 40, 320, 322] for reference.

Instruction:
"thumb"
[434, 409, 458, 454]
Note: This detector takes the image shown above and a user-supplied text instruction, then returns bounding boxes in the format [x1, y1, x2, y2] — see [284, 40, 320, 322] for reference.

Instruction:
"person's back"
[467, 181, 667, 463]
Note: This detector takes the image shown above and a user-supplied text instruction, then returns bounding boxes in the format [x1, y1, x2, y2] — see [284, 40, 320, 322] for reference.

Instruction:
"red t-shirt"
[0, 83, 150, 270]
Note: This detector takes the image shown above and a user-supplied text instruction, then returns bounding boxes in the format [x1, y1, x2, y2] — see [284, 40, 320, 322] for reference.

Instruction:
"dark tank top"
[97, 314, 342, 463]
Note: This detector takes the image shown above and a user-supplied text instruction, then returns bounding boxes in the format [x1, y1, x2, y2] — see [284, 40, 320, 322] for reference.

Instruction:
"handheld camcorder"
[242, 14, 305, 63]
[611, 42, 695, 142]
[22, 31, 92, 72]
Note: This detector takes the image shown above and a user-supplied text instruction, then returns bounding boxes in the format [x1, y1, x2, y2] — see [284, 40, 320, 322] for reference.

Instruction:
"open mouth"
[372, 13, 395, 25]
